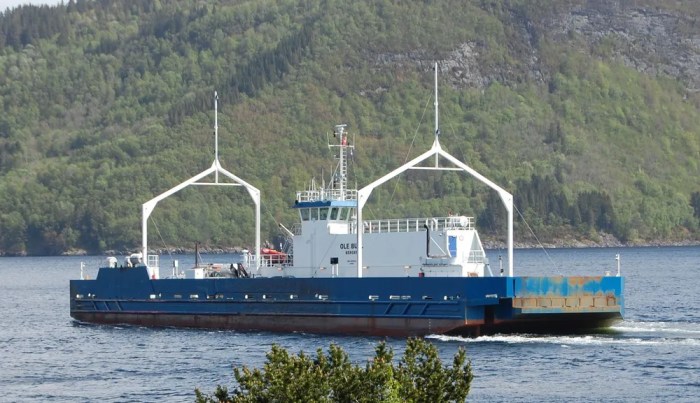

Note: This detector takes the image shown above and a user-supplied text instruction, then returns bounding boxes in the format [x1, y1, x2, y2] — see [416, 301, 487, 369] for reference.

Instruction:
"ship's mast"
[214, 91, 219, 182]
[434, 64, 439, 138]
[338, 124, 347, 199]
[330, 124, 352, 200]
[434, 63, 439, 166]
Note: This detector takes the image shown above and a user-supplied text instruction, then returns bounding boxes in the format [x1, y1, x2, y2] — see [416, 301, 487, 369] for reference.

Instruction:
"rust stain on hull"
[513, 295, 620, 311]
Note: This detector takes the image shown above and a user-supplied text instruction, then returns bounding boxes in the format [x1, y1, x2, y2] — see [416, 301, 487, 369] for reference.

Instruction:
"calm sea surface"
[0, 247, 698, 402]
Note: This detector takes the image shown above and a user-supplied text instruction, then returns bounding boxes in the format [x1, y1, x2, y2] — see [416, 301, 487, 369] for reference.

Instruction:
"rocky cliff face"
[545, 3, 700, 92]
[374, 2, 700, 92]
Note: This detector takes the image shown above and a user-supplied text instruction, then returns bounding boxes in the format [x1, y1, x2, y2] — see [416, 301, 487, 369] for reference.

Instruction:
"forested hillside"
[1, 0, 699, 255]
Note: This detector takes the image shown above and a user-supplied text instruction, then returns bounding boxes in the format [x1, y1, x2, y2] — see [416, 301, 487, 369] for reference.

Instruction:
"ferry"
[70, 66, 623, 336]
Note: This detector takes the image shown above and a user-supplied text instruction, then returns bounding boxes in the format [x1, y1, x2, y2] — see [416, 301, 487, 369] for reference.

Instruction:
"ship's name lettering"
[339, 243, 357, 250]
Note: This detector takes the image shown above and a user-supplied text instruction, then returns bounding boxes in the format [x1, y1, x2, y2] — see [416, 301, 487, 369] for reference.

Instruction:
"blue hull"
[70, 266, 623, 336]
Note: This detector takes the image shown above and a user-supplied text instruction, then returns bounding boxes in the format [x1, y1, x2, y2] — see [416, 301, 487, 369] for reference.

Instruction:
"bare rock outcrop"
[372, 3, 700, 92]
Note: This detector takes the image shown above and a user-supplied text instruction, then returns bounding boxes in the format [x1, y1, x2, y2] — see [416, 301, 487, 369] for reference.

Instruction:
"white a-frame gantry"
[356, 64, 514, 277]
[141, 92, 261, 273]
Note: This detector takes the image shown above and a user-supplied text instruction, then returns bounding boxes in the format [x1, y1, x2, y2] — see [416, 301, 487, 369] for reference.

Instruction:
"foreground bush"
[195, 338, 473, 403]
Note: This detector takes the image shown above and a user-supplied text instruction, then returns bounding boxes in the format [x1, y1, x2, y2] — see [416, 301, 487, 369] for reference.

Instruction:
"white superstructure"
[258, 211, 489, 278]
[257, 64, 514, 279]
[135, 65, 513, 280]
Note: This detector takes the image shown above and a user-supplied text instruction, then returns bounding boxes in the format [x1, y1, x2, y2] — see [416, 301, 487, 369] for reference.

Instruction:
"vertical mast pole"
[434, 62, 439, 166]
[142, 204, 148, 263]
[434, 63, 439, 138]
[508, 198, 513, 276]
[214, 91, 219, 183]
[357, 195, 363, 278]
[339, 126, 345, 199]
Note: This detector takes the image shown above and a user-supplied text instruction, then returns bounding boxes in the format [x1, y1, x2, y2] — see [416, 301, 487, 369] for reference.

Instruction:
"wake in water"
[427, 319, 700, 347]
[610, 320, 700, 335]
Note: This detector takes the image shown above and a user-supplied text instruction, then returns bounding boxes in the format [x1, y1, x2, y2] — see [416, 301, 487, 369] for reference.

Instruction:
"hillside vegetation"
[1, 0, 700, 255]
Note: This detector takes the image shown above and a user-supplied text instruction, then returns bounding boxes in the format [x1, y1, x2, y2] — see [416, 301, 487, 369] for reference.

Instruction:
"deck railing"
[363, 217, 474, 234]
[291, 216, 474, 235]
[467, 250, 485, 263]
[356, 216, 474, 234]
[296, 188, 357, 202]
[147, 254, 159, 269]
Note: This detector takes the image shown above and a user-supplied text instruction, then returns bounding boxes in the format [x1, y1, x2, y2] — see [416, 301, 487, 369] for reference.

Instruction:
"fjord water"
[0, 247, 698, 402]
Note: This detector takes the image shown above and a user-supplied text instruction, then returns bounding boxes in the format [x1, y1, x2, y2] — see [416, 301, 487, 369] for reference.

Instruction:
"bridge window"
[320, 208, 329, 220]
[300, 208, 310, 221]
[330, 207, 340, 220]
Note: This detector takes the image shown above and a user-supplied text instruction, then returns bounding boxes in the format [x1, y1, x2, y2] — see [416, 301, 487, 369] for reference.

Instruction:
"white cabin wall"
[264, 220, 488, 279]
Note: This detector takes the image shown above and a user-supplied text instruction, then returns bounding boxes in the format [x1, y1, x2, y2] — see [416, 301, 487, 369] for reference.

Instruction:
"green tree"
[194, 338, 472, 403]
[691, 191, 700, 222]
[2, 0, 700, 253]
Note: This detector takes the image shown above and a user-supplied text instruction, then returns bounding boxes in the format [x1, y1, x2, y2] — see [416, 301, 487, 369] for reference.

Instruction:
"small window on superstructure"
[320, 208, 329, 220]
[300, 208, 310, 221]
[330, 207, 339, 220]
[310, 208, 319, 220]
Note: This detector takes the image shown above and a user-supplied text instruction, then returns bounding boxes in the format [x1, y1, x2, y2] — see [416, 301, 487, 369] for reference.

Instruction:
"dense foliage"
[1, 0, 700, 255]
[194, 338, 473, 403]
